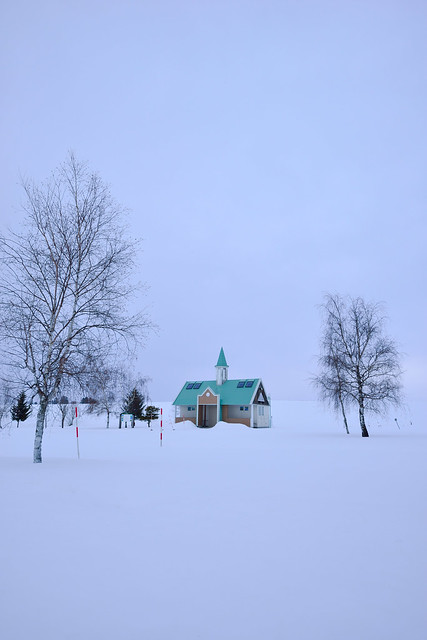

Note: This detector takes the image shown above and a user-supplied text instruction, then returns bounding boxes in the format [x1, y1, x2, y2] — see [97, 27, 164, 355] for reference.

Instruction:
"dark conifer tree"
[142, 405, 160, 428]
[122, 388, 145, 422]
[11, 391, 31, 427]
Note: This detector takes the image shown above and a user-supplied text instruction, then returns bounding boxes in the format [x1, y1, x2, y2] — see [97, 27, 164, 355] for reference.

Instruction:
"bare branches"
[0, 153, 154, 461]
[314, 294, 403, 437]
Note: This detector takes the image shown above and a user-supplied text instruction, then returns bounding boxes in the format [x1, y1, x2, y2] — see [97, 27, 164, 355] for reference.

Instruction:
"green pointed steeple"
[216, 347, 228, 368]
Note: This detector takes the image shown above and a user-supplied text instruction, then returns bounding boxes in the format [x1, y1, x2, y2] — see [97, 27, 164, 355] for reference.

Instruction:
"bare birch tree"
[0, 153, 152, 461]
[83, 357, 129, 429]
[51, 379, 80, 428]
[56, 391, 71, 429]
[314, 323, 351, 434]
[315, 294, 402, 437]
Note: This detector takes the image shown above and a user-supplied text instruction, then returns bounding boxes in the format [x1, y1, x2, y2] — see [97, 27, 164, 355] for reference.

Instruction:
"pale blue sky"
[1, 1, 426, 402]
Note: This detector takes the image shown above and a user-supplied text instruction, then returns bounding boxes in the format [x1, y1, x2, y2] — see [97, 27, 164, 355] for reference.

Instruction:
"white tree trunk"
[339, 397, 350, 434]
[358, 396, 369, 437]
[33, 398, 48, 463]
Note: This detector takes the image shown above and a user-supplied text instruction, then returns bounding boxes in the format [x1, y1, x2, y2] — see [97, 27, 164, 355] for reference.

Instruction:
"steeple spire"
[216, 347, 228, 368]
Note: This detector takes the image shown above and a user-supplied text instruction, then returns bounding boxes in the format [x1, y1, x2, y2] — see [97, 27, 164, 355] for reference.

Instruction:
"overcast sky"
[1, 0, 426, 403]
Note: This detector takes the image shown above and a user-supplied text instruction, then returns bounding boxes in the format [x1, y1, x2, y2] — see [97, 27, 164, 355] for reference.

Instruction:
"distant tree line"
[0, 373, 159, 431]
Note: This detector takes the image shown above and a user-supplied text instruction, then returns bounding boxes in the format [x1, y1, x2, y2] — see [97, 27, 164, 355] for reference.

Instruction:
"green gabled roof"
[173, 379, 260, 406]
[216, 347, 228, 368]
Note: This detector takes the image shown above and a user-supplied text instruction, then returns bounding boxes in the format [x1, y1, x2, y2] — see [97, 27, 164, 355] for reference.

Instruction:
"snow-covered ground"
[1, 400, 426, 640]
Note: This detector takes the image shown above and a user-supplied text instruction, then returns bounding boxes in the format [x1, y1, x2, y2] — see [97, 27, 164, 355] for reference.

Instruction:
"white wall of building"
[177, 406, 196, 419]
[227, 405, 250, 419]
[254, 404, 270, 428]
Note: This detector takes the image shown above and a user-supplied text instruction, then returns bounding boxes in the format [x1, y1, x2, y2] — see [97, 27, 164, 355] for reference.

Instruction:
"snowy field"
[1, 400, 426, 640]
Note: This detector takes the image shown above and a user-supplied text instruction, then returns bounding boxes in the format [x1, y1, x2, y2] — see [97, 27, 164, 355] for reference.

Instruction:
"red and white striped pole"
[160, 408, 163, 447]
[75, 406, 80, 459]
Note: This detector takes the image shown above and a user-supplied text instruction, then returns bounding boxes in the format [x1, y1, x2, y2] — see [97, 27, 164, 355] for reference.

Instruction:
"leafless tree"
[56, 387, 72, 428]
[315, 294, 402, 437]
[0, 153, 152, 461]
[57, 398, 71, 429]
[314, 329, 351, 434]
[54, 379, 80, 428]
[83, 357, 129, 428]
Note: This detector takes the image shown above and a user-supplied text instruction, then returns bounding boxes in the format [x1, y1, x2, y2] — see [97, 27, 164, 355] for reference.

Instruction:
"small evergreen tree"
[11, 391, 31, 427]
[142, 405, 160, 428]
[122, 388, 145, 423]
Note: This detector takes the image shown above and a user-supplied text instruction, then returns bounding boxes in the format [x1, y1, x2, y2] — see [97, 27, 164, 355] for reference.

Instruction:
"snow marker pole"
[75, 406, 80, 459]
[160, 408, 163, 447]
